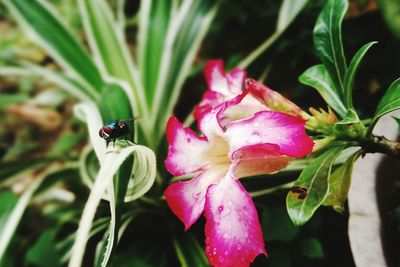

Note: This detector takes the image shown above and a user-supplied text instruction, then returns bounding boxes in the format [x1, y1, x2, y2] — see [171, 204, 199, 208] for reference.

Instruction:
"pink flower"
[194, 60, 247, 120]
[164, 61, 314, 267]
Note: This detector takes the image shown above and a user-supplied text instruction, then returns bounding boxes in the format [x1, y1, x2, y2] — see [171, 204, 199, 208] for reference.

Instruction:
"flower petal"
[204, 60, 244, 96]
[194, 91, 226, 120]
[246, 78, 303, 117]
[226, 111, 314, 158]
[164, 169, 225, 230]
[204, 174, 266, 267]
[197, 93, 245, 139]
[165, 116, 209, 176]
[195, 60, 246, 121]
[232, 144, 291, 178]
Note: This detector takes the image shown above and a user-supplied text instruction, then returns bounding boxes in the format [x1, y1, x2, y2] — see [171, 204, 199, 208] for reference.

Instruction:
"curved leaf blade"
[344, 41, 377, 108]
[369, 77, 400, 133]
[299, 64, 347, 118]
[313, 0, 348, 94]
[68, 143, 156, 267]
[287, 144, 346, 226]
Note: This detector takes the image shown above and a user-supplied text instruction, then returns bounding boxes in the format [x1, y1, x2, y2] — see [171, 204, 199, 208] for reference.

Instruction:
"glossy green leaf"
[173, 234, 209, 267]
[313, 0, 348, 94]
[98, 83, 133, 122]
[287, 144, 346, 225]
[369, 77, 400, 133]
[323, 150, 361, 213]
[344, 41, 377, 108]
[3, 0, 103, 92]
[299, 64, 347, 118]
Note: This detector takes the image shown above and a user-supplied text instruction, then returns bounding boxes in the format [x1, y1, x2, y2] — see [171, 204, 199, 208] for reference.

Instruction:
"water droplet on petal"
[218, 205, 224, 213]
[237, 244, 242, 251]
[186, 137, 191, 143]
[240, 256, 246, 262]
[218, 256, 225, 263]
[224, 250, 229, 256]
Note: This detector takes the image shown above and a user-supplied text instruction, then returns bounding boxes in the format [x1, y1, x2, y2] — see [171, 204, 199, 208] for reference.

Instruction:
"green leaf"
[79, 0, 145, 116]
[138, 0, 173, 108]
[323, 150, 361, 213]
[149, 0, 219, 144]
[287, 144, 346, 225]
[313, 0, 348, 94]
[344, 41, 377, 108]
[69, 142, 156, 267]
[3, 0, 104, 92]
[369, 77, 400, 133]
[173, 234, 209, 267]
[299, 64, 347, 118]
[300, 238, 324, 259]
[335, 108, 359, 125]
[276, 0, 309, 33]
[26, 229, 61, 267]
[98, 83, 133, 122]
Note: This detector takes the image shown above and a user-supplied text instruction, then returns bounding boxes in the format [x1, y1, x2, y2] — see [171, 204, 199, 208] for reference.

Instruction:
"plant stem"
[360, 135, 400, 158]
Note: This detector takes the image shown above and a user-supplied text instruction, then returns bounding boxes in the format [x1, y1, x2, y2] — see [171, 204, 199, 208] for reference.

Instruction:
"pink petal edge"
[246, 78, 303, 117]
[226, 111, 314, 158]
[204, 174, 267, 267]
[164, 169, 225, 230]
[165, 116, 209, 176]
